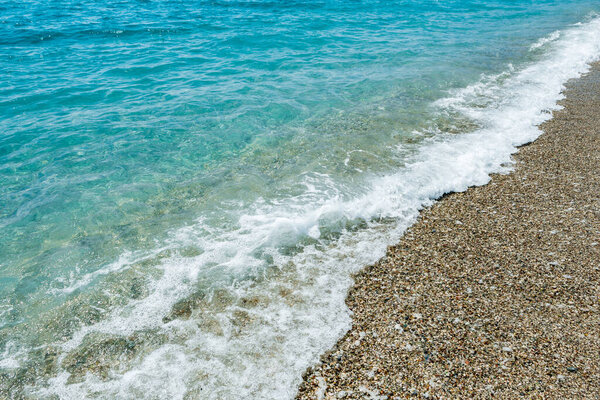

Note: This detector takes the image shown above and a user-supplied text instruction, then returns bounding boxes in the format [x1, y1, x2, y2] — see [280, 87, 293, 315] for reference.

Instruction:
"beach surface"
[296, 64, 600, 399]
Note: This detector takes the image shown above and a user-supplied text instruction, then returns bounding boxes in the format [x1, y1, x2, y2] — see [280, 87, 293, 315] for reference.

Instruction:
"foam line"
[33, 15, 600, 400]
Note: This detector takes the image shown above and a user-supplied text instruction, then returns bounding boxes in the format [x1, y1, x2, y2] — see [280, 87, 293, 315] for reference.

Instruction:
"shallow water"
[1, 1, 600, 398]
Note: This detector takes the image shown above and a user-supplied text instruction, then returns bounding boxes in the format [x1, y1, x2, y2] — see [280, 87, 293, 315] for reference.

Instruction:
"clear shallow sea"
[1, 1, 599, 398]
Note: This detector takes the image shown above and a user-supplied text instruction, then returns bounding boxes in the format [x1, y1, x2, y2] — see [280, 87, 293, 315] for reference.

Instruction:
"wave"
[530, 30, 561, 51]
[13, 14, 600, 400]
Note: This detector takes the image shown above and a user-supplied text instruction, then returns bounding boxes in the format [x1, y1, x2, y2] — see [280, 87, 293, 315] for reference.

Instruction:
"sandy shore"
[296, 63, 600, 399]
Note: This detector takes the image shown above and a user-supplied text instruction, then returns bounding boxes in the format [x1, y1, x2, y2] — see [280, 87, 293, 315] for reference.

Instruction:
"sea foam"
[32, 14, 600, 400]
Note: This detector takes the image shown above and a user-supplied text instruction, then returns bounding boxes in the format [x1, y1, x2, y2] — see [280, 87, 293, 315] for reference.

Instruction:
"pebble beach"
[296, 64, 600, 399]
[3, 4, 600, 397]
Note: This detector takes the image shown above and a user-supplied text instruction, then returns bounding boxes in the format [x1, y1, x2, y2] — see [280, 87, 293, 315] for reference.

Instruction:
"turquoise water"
[1, 1, 599, 398]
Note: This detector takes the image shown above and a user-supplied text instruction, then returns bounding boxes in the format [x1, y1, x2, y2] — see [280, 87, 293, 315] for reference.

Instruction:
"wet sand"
[296, 63, 600, 399]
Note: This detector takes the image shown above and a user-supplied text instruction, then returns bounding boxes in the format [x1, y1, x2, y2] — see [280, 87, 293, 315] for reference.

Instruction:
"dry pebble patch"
[296, 64, 600, 399]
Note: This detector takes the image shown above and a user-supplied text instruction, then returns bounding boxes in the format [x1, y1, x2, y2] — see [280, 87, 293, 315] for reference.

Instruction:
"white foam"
[0, 342, 24, 369]
[530, 30, 561, 51]
[31, 15, 600, 400]
[51, 250, 147, 295]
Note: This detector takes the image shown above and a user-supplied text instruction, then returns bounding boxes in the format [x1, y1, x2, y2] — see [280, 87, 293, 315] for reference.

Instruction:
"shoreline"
[296, 63, 600, 399]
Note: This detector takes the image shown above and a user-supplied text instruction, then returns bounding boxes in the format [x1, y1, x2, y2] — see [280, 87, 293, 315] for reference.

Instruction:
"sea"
[1, 1, 599, 398]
